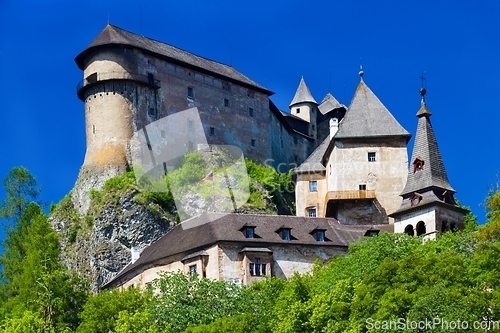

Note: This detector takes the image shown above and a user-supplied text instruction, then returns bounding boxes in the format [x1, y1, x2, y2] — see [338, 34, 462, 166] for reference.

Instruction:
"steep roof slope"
[289, 77, 317, 107]
[335, 80, 411, 140]
[400, 102, 455, 195]
[318, 92, 345, 114]
[295, 136, 330, 174]
[75, 24, 272, 94]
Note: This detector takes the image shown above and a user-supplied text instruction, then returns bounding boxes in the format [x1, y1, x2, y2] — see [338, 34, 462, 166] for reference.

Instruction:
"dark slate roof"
[103, 213, 387, 287]
[295, 136, 330, 174]
[75, 25, 272, 95]
[289, 77, 317, 107]
[318, 93, 345, 115]
[389, 189, 468, 217]
[400, 102, 455, 196]
[335, 80, 411, 140]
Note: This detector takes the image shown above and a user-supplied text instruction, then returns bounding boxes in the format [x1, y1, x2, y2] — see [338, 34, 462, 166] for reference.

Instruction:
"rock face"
[51, 189, 172, 292]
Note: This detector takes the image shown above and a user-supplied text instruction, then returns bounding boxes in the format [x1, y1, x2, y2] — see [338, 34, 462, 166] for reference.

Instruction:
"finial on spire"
[359, 64, 364, 81]
[420, 72, 427, 105]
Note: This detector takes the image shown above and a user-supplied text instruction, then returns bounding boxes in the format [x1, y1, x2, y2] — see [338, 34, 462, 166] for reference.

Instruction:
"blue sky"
[0, 0, 499, 241]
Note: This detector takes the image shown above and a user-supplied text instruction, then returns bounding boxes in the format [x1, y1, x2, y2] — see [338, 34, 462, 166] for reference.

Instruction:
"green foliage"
[244, 159, 295, 214]
[150, 271, 245, 332]
[0, 201, 88, 331]
[184, 313, 262, 333]
[77, 287, 152, 333]
[0, 166, 41, 223]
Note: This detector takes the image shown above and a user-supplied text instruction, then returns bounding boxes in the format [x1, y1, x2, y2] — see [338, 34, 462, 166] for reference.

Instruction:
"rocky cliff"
[50, 155, 295, 291]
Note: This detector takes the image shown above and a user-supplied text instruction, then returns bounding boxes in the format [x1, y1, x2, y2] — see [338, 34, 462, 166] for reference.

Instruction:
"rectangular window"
[296, 108, 300, 114]
[224, 98, 230, 107]
[254, 258, 261, 276]
[187, 87, 194, 99]
[309, 181, 318, 192]
[308, 208, 317, 217]
[249, 263, 254, 276]
[368, 152, 376, 162]
[92, 125, 96, 134]
[189, 264, 197, 277]
[209, 127, 215, 136]
[262, 263, 266, 275]
[148, 73, 154, 85]
[251, 139, 256, 147]
[281, 229, 291, 240]
[359, 184, 367, 190]
[316, 230, 325, 241]
[245, 227, 254, 239]
[249, 107, 254, 117]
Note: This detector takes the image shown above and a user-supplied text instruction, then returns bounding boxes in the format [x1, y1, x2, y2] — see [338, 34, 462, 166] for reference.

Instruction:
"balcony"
[76, 71, 161, 100]
[325, 190, 376, 202]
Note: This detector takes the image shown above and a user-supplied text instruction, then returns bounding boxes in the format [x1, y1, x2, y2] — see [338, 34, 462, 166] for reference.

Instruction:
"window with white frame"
[309, 181, 318, 192]
[308, 208, 317, 217]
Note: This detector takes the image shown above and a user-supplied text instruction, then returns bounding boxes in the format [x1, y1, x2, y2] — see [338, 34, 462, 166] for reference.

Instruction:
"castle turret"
[289, 77, 318, 138]
[389, 87, 468, 238]
[72, 24, 161, 214]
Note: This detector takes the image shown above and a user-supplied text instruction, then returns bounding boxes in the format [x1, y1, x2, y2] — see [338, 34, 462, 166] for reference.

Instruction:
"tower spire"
[420, 72, 427, 105]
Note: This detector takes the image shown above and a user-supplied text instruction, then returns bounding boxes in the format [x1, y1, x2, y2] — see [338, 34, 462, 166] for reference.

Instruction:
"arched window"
[416, 221, 426, 236]
[404, 224, 414, 237]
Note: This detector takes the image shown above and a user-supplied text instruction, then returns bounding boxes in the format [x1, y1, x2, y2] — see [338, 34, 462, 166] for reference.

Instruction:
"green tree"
[0, 203, 88, 331]
[77, 287, 152, 333]
[0, 166, 42, 224]
[150, 271, 245, 332]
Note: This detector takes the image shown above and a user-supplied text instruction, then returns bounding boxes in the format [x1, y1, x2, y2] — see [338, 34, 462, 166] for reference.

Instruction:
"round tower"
[72, 25, 161, 214]
[289, 77, 318, 138]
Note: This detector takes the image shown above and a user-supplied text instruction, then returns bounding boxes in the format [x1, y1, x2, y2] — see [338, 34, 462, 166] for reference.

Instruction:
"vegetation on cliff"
[5, 165, 500, 333]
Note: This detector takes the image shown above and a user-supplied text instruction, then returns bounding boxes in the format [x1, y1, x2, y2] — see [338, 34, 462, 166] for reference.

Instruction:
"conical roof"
[318, 92, 345, 115]
[400, 102, 455, 195]
[335, 80, 411, 139]
[289, 77, 317, 107]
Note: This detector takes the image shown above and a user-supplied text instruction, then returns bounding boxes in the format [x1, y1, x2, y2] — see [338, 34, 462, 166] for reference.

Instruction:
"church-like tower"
[389, 87, 468, 237]
[289, 77, 318, 139]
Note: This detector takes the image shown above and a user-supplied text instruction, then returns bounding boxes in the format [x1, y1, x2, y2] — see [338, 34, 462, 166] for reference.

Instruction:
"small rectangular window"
[309, 181, 318, 192]
[316, 230, 325, 241]
[189, 264, 197, 277]
[308, 208, 317, 217]
[281, 229, 291, 240]
[296, 108, 300, 114]
[249, 107, 254, 117]
[148, 73, 154, 85]
[255, 258, 261, 276]
[359, 184, 367, 190]
[209, 127, 215, 136]
[92, 125, 96, 134]
[224, 98, 230, 107]
[251, 139, 256, 147]
[368, 152, 376, 162]
[187, 87, 194, 99]
[245, 227, 254, 238]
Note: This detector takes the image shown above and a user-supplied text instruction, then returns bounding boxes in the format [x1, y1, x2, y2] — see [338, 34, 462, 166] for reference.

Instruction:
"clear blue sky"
[1, 0, 499, 242]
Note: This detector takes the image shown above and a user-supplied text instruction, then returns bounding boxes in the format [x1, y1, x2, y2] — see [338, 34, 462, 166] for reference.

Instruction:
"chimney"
[131, 246, 140, 264]
[329, 118, 338, 140]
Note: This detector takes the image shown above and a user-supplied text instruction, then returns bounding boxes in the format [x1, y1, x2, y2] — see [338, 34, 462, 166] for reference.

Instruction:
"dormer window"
[277, 228, 292, 240]
[364, 228, 380, 237]
[311, 229, 326, 242]
[410, 193, 422, 206]
[413, 158, 424, 173]
[241, 226, 256, 239]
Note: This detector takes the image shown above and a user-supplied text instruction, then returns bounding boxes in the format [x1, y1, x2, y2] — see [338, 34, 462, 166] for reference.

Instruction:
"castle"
[73, 25, 467, 288]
